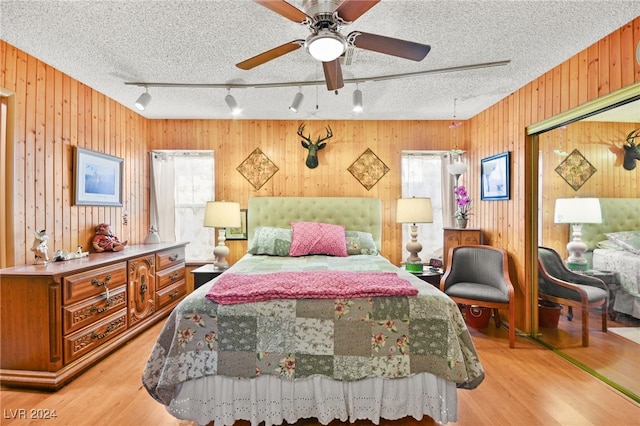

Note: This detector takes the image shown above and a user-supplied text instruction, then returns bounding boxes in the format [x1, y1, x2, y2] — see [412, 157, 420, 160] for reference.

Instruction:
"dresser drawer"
[63, 309, 127, 364]
[63, 285, 127, 335]
[156, 247, 185, 271]
[156, 263, 186, 290]
[63, 262, 127, 305]
[156, 279, 186, 309]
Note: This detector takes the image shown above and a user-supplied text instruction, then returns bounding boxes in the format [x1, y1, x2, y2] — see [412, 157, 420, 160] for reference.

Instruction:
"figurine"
[144, 225, 160, 244]
[30, 229, 49, 264]
[92, 223, 128, 252]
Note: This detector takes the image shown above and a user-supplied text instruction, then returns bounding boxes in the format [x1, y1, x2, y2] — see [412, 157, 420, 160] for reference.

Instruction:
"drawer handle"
[169, 273, 180, 280]
[168, 254, 179, 261]
[91, 323, 117, 340]
[140, 275, 147, 298]
[168, 290, 180, 298]
[92, 275, 111, 287]
[90, 298, 112, 314]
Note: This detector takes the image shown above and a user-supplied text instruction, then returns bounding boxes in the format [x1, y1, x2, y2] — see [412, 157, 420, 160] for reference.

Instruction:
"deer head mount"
[298, 124, 332, 169]
[622, 128, 640, 170]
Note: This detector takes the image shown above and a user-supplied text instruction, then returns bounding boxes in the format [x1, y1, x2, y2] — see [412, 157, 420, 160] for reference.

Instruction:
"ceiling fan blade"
[349, 31, 431, 61]
[254, 0, 310, 23]
[236, 41, 303, 70]
[322, 59, 344, 91]
[335, 0, 380, 22]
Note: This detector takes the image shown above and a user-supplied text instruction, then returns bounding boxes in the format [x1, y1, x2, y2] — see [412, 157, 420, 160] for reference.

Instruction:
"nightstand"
[412, 269, 443, 288]
[192, 264, 224, 290]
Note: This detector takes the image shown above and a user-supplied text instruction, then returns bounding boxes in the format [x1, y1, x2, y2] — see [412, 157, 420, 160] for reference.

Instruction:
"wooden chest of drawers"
[443, 228, 484, 268]
[0, 242, 187, 390]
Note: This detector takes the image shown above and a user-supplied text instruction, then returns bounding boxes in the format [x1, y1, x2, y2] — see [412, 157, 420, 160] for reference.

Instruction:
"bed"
[579, 198, 640, 319]
[143, 197, 484, 426]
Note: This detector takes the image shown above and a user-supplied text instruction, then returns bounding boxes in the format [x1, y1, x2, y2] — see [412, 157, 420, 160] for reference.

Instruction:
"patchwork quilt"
[143, 254, 485, 406]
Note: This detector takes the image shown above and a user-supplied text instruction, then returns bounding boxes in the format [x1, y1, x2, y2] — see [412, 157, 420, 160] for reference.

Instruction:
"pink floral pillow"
[289, 222, 348, 257]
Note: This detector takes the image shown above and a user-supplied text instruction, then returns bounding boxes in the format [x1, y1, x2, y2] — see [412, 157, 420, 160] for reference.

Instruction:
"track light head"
[289, 91, 304, 113]
[134, 90, 151, 111]
[225, 92, 240, 115]
[352, 88, 363, 112]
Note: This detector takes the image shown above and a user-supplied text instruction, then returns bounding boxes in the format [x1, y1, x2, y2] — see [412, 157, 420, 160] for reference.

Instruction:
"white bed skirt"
[167, 373, 458, 426]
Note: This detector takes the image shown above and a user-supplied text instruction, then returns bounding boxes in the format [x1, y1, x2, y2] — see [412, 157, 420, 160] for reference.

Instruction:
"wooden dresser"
[0, 242, 187, 390]
[443, 228, 484, 268]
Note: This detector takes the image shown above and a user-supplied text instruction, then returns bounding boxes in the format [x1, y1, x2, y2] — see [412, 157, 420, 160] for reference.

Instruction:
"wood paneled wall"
[467, 17, 640, 331]
[539, 121, 640, 253]
[1, 41, 149, 266]
[147, 119, 465, 265]
[2, 17, 639, 333]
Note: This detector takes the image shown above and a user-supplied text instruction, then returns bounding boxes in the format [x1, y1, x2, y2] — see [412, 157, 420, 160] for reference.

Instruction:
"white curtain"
[401, 152, 453, 262]
[150, 150, 216, 261]
[442, 153, 458, 228]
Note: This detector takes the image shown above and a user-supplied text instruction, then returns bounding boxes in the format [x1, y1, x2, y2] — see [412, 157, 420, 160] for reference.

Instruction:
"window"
[401, 151, 452, 262]
[150, 150, 215, 261]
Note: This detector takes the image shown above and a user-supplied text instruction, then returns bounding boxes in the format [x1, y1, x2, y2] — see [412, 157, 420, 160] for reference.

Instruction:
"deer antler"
[297, 124, 311, 142]
[317, 126, 333, 143]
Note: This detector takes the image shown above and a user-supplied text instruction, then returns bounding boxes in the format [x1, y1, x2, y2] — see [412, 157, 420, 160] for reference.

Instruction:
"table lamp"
[554, 198, 602, 271]
[396, 197, 434, 272]
[203, 201, 241, 270]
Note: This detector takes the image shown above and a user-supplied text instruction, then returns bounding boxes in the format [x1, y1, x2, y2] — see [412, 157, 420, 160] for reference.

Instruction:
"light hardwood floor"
[1, 319, 638, 426]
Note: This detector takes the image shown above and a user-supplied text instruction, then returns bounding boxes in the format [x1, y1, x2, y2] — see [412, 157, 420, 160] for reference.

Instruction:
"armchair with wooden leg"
[440, 245, 516, 348]
[537, 246, 608, 347]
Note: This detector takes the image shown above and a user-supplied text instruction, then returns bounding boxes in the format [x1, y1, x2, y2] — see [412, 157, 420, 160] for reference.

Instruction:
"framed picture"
[226, 209, 248, 240]
[74, 147, 124, 206]
[481, 151, 510, 200]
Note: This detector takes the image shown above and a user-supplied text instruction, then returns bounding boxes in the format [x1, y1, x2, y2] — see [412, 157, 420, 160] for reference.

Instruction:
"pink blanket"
[206, 271, 418, 305]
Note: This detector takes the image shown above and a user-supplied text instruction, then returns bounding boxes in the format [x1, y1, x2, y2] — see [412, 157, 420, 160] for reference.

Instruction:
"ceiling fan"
[236, 0, 431, 91]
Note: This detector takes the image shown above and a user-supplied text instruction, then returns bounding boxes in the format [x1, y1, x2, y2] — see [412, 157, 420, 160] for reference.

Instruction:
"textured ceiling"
[1, 0, 639, 120]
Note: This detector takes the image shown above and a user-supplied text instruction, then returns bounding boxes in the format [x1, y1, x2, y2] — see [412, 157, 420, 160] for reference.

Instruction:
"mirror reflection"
[536, 98, 640, 398]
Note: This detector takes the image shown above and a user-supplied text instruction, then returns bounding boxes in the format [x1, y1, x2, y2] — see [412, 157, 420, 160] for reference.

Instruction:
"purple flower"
[454, 186, 473, 219]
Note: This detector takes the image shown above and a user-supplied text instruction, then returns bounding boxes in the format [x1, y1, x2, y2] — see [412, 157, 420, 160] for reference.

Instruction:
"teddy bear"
[92, 223, 128, 252]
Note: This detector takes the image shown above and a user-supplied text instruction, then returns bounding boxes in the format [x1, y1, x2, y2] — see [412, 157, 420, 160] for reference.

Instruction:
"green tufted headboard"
[247, 197, 383, 251]
[580, 198, 640, 251]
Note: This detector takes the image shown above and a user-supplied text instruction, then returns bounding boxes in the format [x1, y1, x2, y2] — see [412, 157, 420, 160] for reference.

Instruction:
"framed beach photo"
[226, 209, 248, 240]
[74, 147, 124, 206]
[481, 151, 510, 201]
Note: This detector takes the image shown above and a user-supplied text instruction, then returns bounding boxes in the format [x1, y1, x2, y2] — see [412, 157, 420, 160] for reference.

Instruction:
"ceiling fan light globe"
[306, 31, 346, 62]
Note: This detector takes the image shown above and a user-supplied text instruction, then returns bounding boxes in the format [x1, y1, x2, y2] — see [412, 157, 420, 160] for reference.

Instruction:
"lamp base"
[566, 261, 588, 272]
[405, 262, 424, 273]
[213, 229, 230, 270]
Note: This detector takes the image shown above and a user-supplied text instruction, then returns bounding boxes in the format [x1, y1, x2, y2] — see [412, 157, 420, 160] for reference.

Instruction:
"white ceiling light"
[134, 89, 151, 111]
[306, 30, 346, 62]
[352, 85, 363, 112]
[225, 89, 240, 115]
[289, 89, 304, 113]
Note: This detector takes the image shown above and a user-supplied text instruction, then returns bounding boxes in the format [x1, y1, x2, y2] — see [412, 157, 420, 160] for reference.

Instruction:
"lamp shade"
[554, 198, 602, 224]
[447, 161, 468, 176]
[203, 201, 241, 228]
[396, 198, 433, 224]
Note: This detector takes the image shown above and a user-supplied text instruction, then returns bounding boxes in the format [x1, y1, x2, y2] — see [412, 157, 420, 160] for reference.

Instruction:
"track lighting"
[225, 89, 240, 115]
[289, 89, 304, 112]
[134, 88, 151, 111]
[352, 86, 363, 112]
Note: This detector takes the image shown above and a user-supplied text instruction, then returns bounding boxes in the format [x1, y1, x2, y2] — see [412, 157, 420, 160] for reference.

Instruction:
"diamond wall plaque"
[236, 148, 279, 190]
[554, 149, 597, 191]
[348, 148, 390, 191]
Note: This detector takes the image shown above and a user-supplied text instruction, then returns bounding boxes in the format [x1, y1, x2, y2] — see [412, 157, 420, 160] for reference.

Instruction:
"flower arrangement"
[454, 186, 473, 220]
